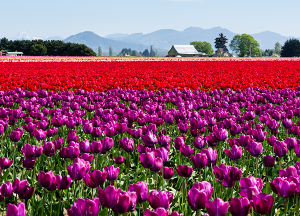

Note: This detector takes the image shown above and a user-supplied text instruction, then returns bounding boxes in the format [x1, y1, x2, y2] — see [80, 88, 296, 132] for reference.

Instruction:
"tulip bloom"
[180, 145, 194, 157]
[157, 134, 171, 148]
[0, 157, 13, 169]
[79, 140, 91, 153]
[274, 141, 287, 157]
[7, 202, 26, 216]
[201, 147, 217, 166]
[142, 131, 158, 148]
[187, 187, 210, 210]
[67, 198, 100, 216]
[148, 190, 173, 210]
[247, 141, 263, 157]
[67, 158, 90, 180]
[162, 167, 174, 179]
[55, 175, 72, 190]
[128, 181, 148, 203]
[139, 152, 155, 169]
[224, 144, 242, 161]
[190, 153, 207, 169]
[38, 171, 57, 191]
[84, 169, 107, 188]
[213, 128, 228, 142]
[33, 129, 47, 141]
[104, 165, 120, 181]
[205, 198, 229, 216]
[155, 147, 169, 164]
[113, 156, 125, 165]
[240, 176, 263, 192]
[176, 165, 193, 178]
[119, 137, 135, 153]
[102, 137, 114, 151]
[269, 177, 296, 197]
[12, 178, 28, 195]
[98, 185, 121, 208]
[252, 193, 274, 215]
[193, 136, 207, 149]
[173, 135, 186, 150]
[228, 197, 251, 216]
[144, 208, 168, 216]
[112, 191, 137, 214]
[263, 155, 275, 167]
[286, 137, 297, 150]
[1, 182, 13, 197]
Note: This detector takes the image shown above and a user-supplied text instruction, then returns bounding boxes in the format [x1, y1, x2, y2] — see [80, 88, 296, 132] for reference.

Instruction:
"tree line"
[190, 34, 300, 57]
[0, 37, 97, 56]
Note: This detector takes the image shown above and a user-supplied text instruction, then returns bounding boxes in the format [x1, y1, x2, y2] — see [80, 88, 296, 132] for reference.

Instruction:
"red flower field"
[0, 56, 300, 92]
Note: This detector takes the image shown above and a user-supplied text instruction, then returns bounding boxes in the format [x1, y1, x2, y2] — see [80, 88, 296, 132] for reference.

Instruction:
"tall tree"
[0, 37, 9, 50]
[281, 38, 300, 57]
[98, 46, 102, 56]
[190, 41, 214, 55]
[109, 46, 113, 56]
[229, 34, 260, 57]
[142, 49, 149, 57]
[214, 33, 228, 49]
[149, 45, 155, 57]
[30, 44, 47, 56]
[274, 42, 282, 55]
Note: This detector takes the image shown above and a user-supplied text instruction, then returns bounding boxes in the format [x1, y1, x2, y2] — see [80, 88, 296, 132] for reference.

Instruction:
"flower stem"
[149, 169, 151, 190]
[13, 142, 16, 179]
[41, 189, 46, 216]
[255, 157, 258, 178]
[73, 181, 77, 203]
[284, 198, 288, 216]
[57, 190, 63, 216]
[50, 191, 53, 216]
[280, 157, 282, 170]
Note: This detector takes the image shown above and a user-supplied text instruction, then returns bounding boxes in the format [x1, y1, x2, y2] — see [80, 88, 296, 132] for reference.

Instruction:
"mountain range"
[8, 28, 300, 55]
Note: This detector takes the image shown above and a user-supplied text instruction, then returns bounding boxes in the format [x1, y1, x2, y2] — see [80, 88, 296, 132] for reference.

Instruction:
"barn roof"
[172, 45, 203, 55]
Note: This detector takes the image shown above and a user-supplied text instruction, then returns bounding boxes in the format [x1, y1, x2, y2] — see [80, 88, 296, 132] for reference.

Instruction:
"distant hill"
[105, 33, 129, 39]
[45, 36, 64, 41]
[105, 27, 300, 51]
[64, 31, 162, 54]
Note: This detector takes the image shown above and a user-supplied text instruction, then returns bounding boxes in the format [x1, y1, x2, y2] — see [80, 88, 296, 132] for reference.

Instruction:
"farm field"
[0, 57, 300, 215]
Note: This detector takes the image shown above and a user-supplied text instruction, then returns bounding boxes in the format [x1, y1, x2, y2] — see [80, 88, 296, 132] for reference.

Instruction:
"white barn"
[167, 45, 207, 57]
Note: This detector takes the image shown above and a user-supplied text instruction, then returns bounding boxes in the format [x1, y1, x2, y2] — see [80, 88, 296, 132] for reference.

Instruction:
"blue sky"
[1, 0, 299, 39]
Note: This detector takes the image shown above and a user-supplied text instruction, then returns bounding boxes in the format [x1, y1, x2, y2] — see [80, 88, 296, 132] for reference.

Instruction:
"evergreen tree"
[214, 33, 228, 49]
[281, 39, 300, 57]
[149, 45, 155, 57]
[109, 46, 113, 56]
[98, 46, 102, 56]
[142, 49, 149, 57]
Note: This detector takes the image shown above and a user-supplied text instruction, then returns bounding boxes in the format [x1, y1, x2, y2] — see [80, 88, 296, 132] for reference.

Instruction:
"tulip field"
[1, 57, 300, 216]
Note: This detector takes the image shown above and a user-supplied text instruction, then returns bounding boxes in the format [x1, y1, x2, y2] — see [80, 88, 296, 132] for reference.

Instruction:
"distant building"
[167, 45, 207, 57]
[1, 51, 23, 56]
[213, 47, 232, 57]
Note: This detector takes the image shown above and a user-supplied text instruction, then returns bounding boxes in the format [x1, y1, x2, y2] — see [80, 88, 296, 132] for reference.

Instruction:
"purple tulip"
[98, 185, 120, 208]
[66, 130, 79, 143]
[6, 202, 26, 216]
[282, 118, 293, 129]
[128, 181, 148, 203]
[51, 116, 63, 127]
[104, 165, 120, 181]
[193, 136, 207, 149]
[66, 145, 80, 159]
[294, 144, 300, 157]
[155, 147, 169, 164]
[190, 153, 207, 169]
[263, 155, 275, 167]
[43, 141, 56, 157]
[229, 166, 243, 181]
[144, 208, 168, 216]
[201, 147, 217, 166]
[80, 153, 93, 163]
[178, 122, 189, 133]
[169, 212, 183, 216]
[139, 151, 155, 169]
[0, 157, 13, 169]
[192, 181, 213, 201]
[18, 186, 35, 200]
[180, 145, 194, 157]
[230, 124, 243, 136]
[148, 190, 173, 210]
[127, 128, 143, 139]
[224, 145, 242, 161]
[112, 191, 137, 214]
[22, 158, 37, 170]
[90, 140, 103, 154]
[38, 171, 57, 190]
[67, 198, 100, 216]
[116, 122, 127, 134]
[12, 178, 28, 195]
[267, 136, 277, 146]
[157, 134, 171, 148]
[163, 113, 174, 124]
[53, 137, 64, 150]
[238, 134, 252, 147]
[213, 128, 228, 142]
[162, 167, 174, 179]
[22, 122, 36, 133]
[246, 141, 263, 157]
[83, 122, 93, 134]
[252, 193, 274, 215]
[274, 141, 287, 157]
[278, 166, 298, 177]
[119, 137, 135, 153]
[176, 165, 193, 178]
[104, 126, 115, 137]
[240, 187, 260, 201]
[205, 198, 229, 216]
[55, 175, 72, 190]
[1, 182, 13, 197]
[270, 177, 296, 197]
[286, 137, 297, 150]
[79, 140, 91, 153]
[228, 197, 251, 216]
[187, 187, 209, 210]
[173, 135, 186, 150]
[240, 176, 263, 192]
[84, 169, 107, 188]
[91, 127, 102, 138]
[113, 156, 125, 164]
[102, 137, 114, 151]
[213, 164, 230, 180]
[10, 129, 23, 142]
[142, 131, 158, 148]
[252, 128, 267, 142]
[59, 147, 68, 159]
[150, 157, 163, 172]
[67, 158, 90, 180]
